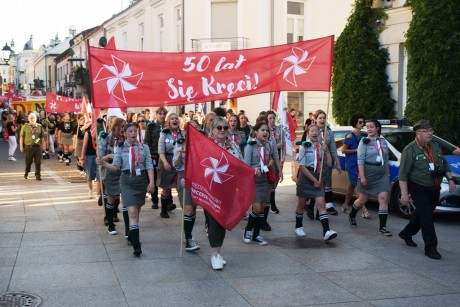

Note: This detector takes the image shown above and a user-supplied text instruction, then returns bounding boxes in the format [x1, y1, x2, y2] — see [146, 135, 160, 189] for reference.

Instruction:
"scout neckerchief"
[314, 142, 321, 175]
[369, 136, 384, 166]
[415, 138, 439, 186]
[255, 140, 270, 172]
[270, 126, 277, 142]
[129, 142, 141, 176]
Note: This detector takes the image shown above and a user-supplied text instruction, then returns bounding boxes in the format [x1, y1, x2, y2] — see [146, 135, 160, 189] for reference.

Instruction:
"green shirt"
[20, 123, 44, 146]
[399, 140, 451, 187]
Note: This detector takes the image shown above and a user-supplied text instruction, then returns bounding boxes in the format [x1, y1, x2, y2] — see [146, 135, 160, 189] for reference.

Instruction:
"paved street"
[1, 138, 460, 307]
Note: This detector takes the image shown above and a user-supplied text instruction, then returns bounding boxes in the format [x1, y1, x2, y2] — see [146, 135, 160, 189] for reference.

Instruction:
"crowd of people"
[2, 99, 457, 266]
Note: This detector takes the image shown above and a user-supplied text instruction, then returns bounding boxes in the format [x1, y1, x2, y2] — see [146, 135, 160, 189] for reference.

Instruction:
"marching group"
[2, 101, 457, 266]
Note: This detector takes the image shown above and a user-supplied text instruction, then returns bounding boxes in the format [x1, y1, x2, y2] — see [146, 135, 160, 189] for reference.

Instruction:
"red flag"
[45, 92, 83, 113]
[88, 36, 334, 108]
[184, 124, 255, 230]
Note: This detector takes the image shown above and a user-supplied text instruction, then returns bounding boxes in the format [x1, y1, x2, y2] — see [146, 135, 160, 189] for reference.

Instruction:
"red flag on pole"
[184, 124, 255, 230]
[45, 92, 83, 113]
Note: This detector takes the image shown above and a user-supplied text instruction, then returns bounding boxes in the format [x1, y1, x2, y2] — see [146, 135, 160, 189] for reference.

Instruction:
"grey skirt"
[120, 172, 148, 207]
[252, 174, 270, 203]
[157, 154, 177, 189]
[296, 168, 324, 198]
[60, 132, 73, 146]
[74, 139, 83, 157]
[357, 164, 390, 195]
[103, 169, 121, 196]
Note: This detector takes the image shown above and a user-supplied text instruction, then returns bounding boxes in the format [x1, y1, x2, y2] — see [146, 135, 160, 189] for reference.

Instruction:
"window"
[287, 1, 305, 43]
[139, 23, 144, 51]
[158, 14, 164, 52]
[175, 5, 182, 51]
[122, 32, 128, 50]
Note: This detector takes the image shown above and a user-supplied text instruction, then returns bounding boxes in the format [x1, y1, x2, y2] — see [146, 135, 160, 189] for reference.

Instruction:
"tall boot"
[160, 196, 169, 218]
[270, 190, 280, 214]
[122, 207, 131, 245]
[129, 225, 142, 257]
[106, 203, 117, 234]
[261, 204, 271, 231]
[167, 194, 177, 212]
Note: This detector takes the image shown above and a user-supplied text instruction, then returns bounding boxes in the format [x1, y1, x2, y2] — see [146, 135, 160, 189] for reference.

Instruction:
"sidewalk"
[1, 138, 460, 307]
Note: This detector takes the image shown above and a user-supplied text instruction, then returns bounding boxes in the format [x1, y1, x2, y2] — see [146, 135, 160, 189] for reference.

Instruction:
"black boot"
[270, 191, 280, 214]
[130, 226, 142, 257]
[160, 196, 169, 218]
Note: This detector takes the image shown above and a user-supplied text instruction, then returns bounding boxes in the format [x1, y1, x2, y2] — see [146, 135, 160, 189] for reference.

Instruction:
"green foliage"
[404, 0, 460, 144]
[332, 0, 396, 125]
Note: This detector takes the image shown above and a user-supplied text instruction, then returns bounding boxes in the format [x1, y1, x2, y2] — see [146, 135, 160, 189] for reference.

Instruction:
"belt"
[122, 170, 147, 174]
[365, 162, 382, 166]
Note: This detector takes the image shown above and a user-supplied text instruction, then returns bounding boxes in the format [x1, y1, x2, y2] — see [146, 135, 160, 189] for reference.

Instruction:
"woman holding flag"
[208, 117, 244, 269]
[266, 110, 284, 216]
[97, 122, 154, 257]
[294, 124, 337, 241]
[243, 121, 282, 246]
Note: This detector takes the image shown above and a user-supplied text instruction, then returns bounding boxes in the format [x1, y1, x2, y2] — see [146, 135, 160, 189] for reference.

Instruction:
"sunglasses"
[216, 126, 229, 131]
[138, 119, 146, 123]
[358, 120, 365, 124]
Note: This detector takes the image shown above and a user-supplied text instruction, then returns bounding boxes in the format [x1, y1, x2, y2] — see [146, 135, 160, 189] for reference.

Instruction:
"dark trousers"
[400, 181, 440, 253]
[25, 145, 42, 176]
[206, 211, 226, 248]
[151, 165, 159, 203]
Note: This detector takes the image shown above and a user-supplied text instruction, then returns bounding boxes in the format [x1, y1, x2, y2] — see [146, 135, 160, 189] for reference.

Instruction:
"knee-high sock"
[263, 203, 270, 223]
[325, 187, 333, 209]
[319, 213, 330, 234]
[245, 211, 257, 232]
[295, 212, 303, 228]
[378, 210, 388, 229]
[349, 203, 361, 218]
[129, 225, 140, 247]
[253, 214, 264, 238]
[184, 214, 196, 239]
[105, 203, 115, 227]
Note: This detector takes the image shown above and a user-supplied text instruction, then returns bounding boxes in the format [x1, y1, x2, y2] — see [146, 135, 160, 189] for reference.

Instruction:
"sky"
[1, 0, 130, 52]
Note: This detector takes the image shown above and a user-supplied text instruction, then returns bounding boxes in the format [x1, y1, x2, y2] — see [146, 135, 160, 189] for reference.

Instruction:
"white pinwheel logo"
[201, 153, 234, 190]
[93, 55, 143, 104]
[277, 47, 316, 87]
[49, 102, 57, 110]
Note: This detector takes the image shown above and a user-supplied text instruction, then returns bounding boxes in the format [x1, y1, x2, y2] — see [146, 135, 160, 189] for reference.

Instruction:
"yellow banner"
[12, 100, 46, 114]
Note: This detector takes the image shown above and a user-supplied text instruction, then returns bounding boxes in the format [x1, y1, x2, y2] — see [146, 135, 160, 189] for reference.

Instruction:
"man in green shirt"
[398, 120, 456, 260]
[19, 112, 46, 180]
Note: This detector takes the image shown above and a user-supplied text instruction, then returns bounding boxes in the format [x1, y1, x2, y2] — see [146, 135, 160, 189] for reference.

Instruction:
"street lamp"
[1, 43, 12, 64]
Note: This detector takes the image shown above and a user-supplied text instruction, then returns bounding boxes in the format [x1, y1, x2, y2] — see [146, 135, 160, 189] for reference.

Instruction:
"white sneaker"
[243, 230, 253, 244]
[88, 189, 94, 199]
[324, 230, 337, 241]
[295, 227, 306, 237]
[218, 254, 226, 266]
[211, 255, 223, 270]
[8, 156, 16, 161]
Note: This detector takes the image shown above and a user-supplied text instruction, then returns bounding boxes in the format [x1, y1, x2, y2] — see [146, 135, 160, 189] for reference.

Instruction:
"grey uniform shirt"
[298, 140, 323, 170]
[244, 138, 279, 169]
[158, 130, 183, 155]
[97, 133, 119, 157]
[113, 141, 154, 171]
[357, 136, 389, 166]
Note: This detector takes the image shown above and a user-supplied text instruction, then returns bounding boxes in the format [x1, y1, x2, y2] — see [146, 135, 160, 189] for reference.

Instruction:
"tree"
[404, 0, 460, 144]
[332, 0, 395, 125]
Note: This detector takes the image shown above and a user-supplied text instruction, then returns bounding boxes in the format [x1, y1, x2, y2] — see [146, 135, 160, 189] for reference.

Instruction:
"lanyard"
[415, 139, 439, 186]
[255, 142, 270, 169]
[369, 137, 384, 165]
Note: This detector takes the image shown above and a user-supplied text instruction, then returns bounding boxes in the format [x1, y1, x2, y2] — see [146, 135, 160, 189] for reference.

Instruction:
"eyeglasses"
[138, 119, 146, 123]
[215, 126, 229, 131]
[418, 129, 434, 134]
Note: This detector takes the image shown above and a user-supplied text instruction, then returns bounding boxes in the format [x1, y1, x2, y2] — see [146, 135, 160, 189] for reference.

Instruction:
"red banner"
[88, 36, 334, 108]
[184, 124, 255, 230]
[45, 92, 83, 113]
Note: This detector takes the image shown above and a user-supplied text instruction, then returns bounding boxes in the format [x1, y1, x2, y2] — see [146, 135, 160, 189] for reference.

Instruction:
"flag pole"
[318, 90, 332, 183]
[179, 187, 186, 258]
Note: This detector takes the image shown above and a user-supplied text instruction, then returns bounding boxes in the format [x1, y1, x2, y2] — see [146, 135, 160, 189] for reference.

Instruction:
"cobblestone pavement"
[1, 139, 460, 307]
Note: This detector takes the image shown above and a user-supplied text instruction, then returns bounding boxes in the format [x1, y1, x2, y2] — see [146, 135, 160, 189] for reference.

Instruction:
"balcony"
[191, 37, 248, 52]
